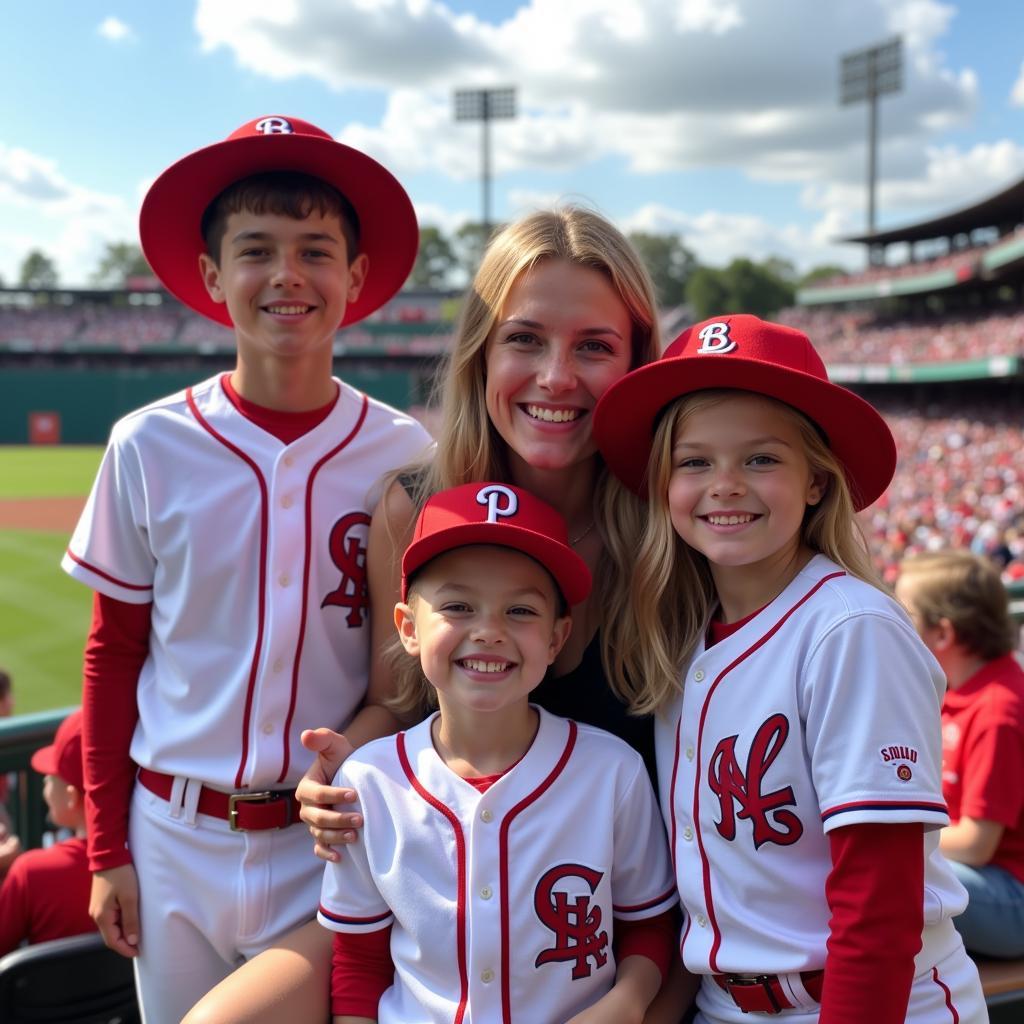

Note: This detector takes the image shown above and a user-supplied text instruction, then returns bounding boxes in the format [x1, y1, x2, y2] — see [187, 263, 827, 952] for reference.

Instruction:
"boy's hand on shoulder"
[297, 728, 362, 863]
[91, 864, 140, 958]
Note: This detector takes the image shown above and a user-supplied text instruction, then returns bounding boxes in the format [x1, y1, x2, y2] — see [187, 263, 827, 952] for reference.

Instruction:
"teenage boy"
[62, 115, 432, 1022]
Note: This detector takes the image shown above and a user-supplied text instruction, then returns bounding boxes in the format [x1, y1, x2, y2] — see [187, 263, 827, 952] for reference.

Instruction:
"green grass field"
[0, 446, 103, 713]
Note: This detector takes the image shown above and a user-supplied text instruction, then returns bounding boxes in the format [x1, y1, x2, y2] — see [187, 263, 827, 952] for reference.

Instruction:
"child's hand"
[91, 863, 140, 958]
[297, 728, 362, 862]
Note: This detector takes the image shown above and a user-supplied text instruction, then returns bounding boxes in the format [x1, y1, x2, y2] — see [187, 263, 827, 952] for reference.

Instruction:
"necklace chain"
[570, 520, 596, 547]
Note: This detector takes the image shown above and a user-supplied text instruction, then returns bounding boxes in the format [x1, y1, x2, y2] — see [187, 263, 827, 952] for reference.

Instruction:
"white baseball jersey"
[63, 373, 432, 790]
[656, 554, 969, 979]
[319, 707, 678, 1024]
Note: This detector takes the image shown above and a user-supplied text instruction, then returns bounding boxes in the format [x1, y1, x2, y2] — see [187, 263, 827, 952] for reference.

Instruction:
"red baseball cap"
[139, 114, 418, 328]
[593, 314, 896, 510]
[402, 483, 592, 606]
[30, 708, 84, 791]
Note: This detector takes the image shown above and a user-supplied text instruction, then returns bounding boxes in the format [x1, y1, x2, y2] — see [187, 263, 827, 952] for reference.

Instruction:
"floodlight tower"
[840, 37, 903, 264]
[454, 87, 517, 238]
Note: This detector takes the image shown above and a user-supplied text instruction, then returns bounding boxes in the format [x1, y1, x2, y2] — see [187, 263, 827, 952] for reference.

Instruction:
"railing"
[0, 706, 75, 850]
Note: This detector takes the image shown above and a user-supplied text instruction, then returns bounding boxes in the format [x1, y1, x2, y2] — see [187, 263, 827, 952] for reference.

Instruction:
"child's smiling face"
[198, 208, 367, 364]
[396, 544, 571, 718]
[667, 392, 826, 597]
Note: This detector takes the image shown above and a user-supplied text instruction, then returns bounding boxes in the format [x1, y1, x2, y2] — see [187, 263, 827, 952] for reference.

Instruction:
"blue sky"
[2, 0, 1023, 285]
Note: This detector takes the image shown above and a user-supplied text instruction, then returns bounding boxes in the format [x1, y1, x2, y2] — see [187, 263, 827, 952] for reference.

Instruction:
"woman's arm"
[297, 481, 418, 859]
[567, 954, 663, 1024]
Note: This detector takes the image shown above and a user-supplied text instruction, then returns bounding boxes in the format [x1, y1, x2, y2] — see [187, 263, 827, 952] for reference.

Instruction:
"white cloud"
[0, 144, 136, 285]
[97, 16, 135, 42]
[1011, 60, 1024, 107]
[193, 0, 976, 194]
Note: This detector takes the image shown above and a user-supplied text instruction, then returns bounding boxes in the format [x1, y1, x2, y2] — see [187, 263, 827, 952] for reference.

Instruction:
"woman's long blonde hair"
[606, 389, 883, 715]
[389, 206, 662, 714]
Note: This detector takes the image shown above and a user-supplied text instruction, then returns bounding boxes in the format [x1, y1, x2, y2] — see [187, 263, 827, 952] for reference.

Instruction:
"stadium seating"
[0, 931, 140, 1023]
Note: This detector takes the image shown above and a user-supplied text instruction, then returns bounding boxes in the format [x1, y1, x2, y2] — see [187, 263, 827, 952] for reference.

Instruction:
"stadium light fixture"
[454, 87, 517, 238]
[840, 37, 903, 258]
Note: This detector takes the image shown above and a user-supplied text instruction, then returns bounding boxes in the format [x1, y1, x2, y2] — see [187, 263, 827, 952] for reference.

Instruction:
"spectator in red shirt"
[896, 550, 1024, 958]
[0, 709, 95, 955]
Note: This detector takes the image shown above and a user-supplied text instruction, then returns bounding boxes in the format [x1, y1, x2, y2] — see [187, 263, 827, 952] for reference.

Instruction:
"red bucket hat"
[593, 314, 896, 511]
[402, 483, 592, 606]
[139, 115, 418, 328]
[30, 708, 84, 791]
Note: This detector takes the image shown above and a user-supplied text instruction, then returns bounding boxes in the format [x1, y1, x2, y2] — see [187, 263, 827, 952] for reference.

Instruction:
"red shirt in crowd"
[0, 837, 95, 955]
[941, 653, 1024, 884]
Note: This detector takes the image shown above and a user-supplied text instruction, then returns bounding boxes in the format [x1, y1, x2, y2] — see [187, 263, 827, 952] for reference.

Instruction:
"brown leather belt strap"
[138, 767, 301, 832]
[713, 970, 824, 1014]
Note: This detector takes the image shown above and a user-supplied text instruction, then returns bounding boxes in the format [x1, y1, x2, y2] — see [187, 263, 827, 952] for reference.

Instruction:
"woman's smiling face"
[484, 258, 633, 473]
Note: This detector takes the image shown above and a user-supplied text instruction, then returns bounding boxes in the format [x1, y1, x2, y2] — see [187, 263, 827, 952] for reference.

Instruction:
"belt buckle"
[228, 790, 283, 832]
[725, 974, 782, 1015]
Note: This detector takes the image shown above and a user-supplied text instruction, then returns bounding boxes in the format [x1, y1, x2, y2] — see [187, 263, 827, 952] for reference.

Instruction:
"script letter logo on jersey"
[534, 864, 609, 980]
[322, 512, 371, 627]
[707, 713, 804, 848]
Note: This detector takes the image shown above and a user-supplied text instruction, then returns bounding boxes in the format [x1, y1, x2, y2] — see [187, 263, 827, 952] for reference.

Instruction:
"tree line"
[5, 231, 847, 322]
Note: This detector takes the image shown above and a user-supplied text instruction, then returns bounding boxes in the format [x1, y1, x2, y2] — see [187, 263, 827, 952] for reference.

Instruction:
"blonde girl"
[594, 314, 987, 1024]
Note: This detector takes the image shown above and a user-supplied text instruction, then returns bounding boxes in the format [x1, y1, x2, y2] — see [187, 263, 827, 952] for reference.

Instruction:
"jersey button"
[480, 886, 493, 900]
[281, 495, 293, 509]
[696, 913, 707, 927]
[283, 455, 294, 467]
[480, 809, 493, 823]
[694, 669, 705, 682]
[683, 826, 693, 841]
[685, 746, 695, 761]
[481, 969, 494, 984]
[262, 721, 274, 735]
[278, 573, 290, 587]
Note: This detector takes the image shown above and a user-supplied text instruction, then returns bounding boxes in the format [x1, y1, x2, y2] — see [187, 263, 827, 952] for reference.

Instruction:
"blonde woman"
[185, 208, 694, 1024]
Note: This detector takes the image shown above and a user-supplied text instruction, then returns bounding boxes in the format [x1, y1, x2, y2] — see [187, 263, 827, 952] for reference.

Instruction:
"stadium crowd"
[866, 402, 1024, 586]
[780, 307, 1024, 365]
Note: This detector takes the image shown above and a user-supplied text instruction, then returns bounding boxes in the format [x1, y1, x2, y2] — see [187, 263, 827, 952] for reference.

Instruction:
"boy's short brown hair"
[200, 171, 361, 266]
[898, 550, 1018, 659]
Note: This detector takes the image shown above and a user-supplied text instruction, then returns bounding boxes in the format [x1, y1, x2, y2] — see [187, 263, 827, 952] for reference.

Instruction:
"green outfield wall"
[0, 365, 421, 444]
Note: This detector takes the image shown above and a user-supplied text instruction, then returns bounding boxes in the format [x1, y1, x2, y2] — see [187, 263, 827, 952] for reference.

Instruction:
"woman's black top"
[530, 632, 658, 791]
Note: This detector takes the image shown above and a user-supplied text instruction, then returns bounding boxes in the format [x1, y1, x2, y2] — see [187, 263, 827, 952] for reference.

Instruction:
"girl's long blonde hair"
[606, 389, 883, 715]
[389, 206, 662, 714]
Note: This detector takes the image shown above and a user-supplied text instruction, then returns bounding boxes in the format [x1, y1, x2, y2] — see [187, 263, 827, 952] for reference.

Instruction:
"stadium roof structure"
[840, 172, 1024, 246]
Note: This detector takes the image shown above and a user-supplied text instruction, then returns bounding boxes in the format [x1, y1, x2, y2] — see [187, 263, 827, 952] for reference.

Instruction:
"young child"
[0, 709, 95, 955]
[62, 116, 432, 1022]
[317, 482, 678, 1024]
[594, 315, 987, 1023]
[896, 549, 1024, 959]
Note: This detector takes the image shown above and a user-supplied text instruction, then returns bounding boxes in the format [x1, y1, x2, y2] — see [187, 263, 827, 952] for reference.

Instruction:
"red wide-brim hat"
[593, 314, 896, 511]
[139, 115, 418, 328]
[402, 483, 592, 606]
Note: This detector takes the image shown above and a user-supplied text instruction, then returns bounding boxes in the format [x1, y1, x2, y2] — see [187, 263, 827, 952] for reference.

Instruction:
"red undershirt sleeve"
[819, 822, 924, 1024]
[331, 925, 394, 1018]
[614, 910, 676, 983]
[82, 592, 151, 872]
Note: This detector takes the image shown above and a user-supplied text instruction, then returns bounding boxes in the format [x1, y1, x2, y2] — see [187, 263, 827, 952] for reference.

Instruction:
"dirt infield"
[0, 496, 85, 533]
